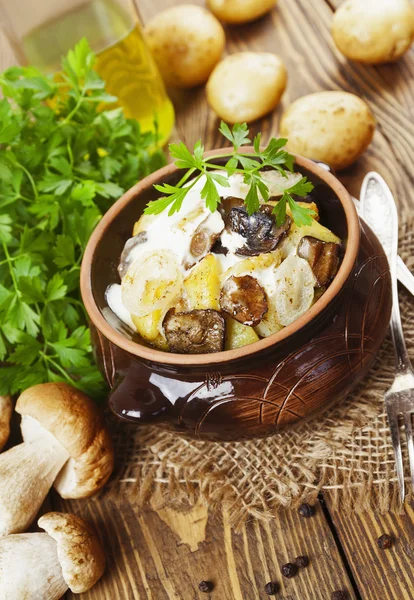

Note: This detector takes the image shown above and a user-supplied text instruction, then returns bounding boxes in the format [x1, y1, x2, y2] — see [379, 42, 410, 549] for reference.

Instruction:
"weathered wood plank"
[2, 0, 414, 598]
[326, 498, 414, 600]
[139, 0, 414, 210]
[56, 495, 357, 600]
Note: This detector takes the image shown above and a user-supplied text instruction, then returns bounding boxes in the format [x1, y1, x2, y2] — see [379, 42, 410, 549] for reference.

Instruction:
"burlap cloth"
[104, 211, 414, 530]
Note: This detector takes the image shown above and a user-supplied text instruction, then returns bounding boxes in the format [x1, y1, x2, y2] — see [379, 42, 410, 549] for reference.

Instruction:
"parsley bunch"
[145, 122, 315, 226]
[0, 39, 165, 397]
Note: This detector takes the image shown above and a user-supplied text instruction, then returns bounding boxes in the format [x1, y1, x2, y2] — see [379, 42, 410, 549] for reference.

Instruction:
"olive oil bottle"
[10, 0, 174, 145]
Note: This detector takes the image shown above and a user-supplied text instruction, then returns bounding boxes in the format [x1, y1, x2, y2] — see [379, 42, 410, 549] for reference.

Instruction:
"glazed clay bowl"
[81, 149, 392, 441]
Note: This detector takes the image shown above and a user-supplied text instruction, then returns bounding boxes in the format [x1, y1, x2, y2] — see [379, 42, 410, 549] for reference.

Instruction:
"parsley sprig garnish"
[0, 39, 165, 397]
[145, 122, 316, 226]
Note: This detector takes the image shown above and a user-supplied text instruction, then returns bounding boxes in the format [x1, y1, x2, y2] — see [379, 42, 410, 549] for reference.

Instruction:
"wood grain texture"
[1, 0, 414, 597]
[138, 0, 414, 209]
[326, 498, 414, 600]
[55, 495, 357, 600]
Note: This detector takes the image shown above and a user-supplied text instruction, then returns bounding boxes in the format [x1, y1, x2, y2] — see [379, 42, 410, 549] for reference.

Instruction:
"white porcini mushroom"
[0, 383, 114, 536]
[0, 511, 105, 600]
[0, 395, 13, 451]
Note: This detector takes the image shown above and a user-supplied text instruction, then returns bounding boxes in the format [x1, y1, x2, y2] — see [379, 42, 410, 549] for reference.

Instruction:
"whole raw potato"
[207, 0, 277, 24]
[279, 91, 376, 171]
[332, 0, 414, 64]
[144, 5, 225, 88]
[207, 52, 287, 124]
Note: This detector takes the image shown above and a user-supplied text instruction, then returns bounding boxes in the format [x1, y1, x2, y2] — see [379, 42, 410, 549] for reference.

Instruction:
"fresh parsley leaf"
[253, 133, 261, 154]
[0, 38, 166, 398]
[272, 196, 288, 227]
[147, 122, 314, 227]
[210, 173, 230, 188]
[201, 174, 220, 212]
[219, 121, 251, 151]
[244, 182, 260, 215]
[286, 177, 314, 197]
[286, 194, 316, 227]
[54, 235, 75, 268]
[169, 141, 198, 169]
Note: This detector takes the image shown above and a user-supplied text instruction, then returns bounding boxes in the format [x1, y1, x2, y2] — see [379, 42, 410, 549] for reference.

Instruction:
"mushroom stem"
[0, 395, 13, 452]
[0, 429, 69, 535]
[0, 532, 68, 600]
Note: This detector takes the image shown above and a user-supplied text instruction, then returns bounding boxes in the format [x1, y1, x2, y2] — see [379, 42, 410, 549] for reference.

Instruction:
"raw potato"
[332, 0, 414, 64]
[279, 91, 376, 171]
[207, 0, 277, 24]
[144, 5, 225, 88]
[207, 52, 287, 124]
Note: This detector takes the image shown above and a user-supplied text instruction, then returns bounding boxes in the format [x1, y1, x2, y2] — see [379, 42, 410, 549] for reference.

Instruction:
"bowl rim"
[81, 148, 360, 366]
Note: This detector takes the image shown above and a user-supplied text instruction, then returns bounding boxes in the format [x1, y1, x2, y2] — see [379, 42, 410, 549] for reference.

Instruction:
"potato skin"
[207, 0, 277, 24]
[207, 52, 287, 124]
[144, 5, 225, 88]
[332, 0, 414, 64]
[279, 91, 376, 171]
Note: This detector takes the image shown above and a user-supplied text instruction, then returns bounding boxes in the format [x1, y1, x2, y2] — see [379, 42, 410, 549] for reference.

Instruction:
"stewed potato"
[225, 316, 259, 350]
[207, 0, 277, 24]
[144, 5, 225, 88]
[108, 165, 343, 355]
[279, 91, 376, 171]
[332, 0, 414, 64]
[206, 52, 287, 123]
[184, 254, 221, 310]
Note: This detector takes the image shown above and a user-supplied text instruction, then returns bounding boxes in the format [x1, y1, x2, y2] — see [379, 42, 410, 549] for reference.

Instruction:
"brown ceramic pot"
[81, 150, 392, 441]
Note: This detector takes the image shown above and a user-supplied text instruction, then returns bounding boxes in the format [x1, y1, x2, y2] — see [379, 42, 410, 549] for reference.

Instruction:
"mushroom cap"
[0, 395, 13, 452]
[38, 512, 105, 594]
[16, 383, 114, 498]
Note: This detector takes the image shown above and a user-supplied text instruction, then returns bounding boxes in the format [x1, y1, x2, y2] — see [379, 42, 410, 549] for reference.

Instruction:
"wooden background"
[2, 0, 414, 598]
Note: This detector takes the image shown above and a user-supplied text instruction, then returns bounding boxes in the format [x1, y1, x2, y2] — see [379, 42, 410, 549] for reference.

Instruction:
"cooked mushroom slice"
[211, 237, 228, 255]
[118, 231, 148, 278]
[298, 236, 340, 287]
[163, 309, 225, 354]
[0, 383, 114, 536]
[0, 395, 12, 452]
[186, 220, 223, 268]
[0, 512, 105, 599]
[218, 196, 245, 220]
[227, 206, 291, 256]
[220, 275, 268, 326]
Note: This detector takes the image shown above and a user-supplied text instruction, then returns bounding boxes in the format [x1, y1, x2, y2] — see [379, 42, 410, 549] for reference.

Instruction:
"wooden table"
[2, 0, 414, 598]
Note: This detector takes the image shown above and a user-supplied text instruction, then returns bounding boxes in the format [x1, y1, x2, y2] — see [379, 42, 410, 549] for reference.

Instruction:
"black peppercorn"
[295, 555, 309, 568]
[264, 581, 278, 595]
[198, 581, 213, 593]
[331, 591, 347, 600]
[281, 563, 297, 578]
[298, 503, 315, 518]
[377, 534, 392, 549]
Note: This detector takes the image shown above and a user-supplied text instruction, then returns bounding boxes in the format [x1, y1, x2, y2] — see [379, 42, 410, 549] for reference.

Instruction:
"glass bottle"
[0, 0, 175, 145]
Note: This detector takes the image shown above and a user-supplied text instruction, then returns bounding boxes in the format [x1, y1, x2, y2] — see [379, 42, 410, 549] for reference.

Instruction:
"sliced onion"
[121, 250, 183, 317]
[273, 256, 315, 326]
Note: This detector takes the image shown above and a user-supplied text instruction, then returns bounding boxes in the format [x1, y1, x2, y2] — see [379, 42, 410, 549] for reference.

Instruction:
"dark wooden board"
[326, 497, 414, 600]
[56, 495, 357, 600]
[1, 0, 414, 597]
